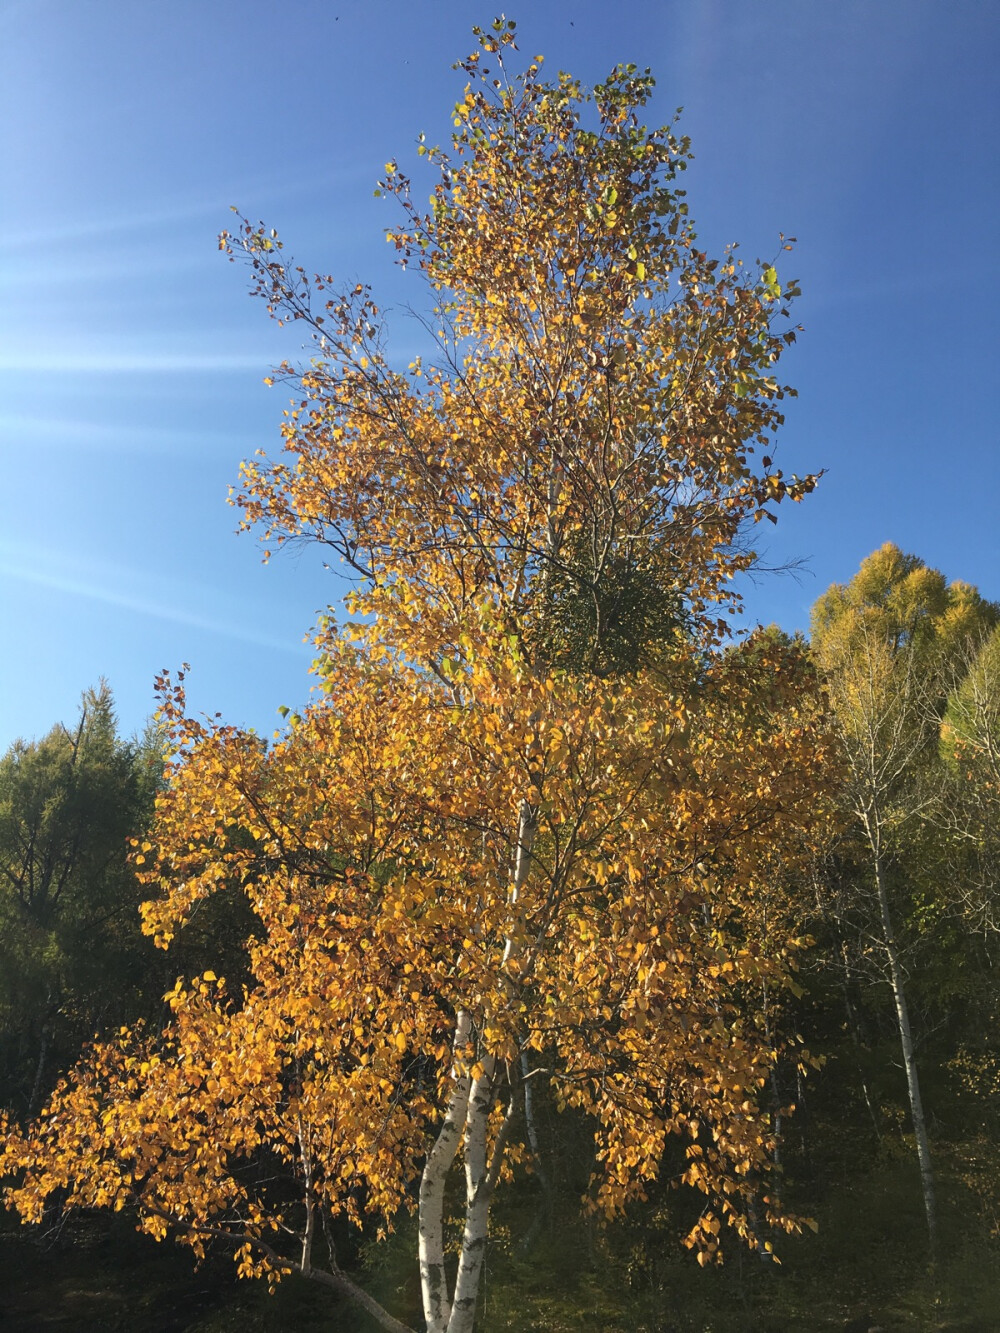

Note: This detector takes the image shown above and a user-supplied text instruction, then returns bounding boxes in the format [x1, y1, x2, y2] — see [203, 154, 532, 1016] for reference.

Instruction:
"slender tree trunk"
[418, 796, 537, 1332]
[27, 1027, 49, 1120]
[419, 1011, 473, 1333]
[873, 851, 937, 1257]
[449, 1058, 498, 1333]
[517, 1047, 552, 1254]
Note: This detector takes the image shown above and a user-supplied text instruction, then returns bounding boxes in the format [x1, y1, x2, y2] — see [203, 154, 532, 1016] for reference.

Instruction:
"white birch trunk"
[448, 798, 537, 1330]
[447, 1057, 497, 1333]
[418, 797, 537, 1332]
[873, 851, 938, 1256]
[419, 1010, 472, 1333]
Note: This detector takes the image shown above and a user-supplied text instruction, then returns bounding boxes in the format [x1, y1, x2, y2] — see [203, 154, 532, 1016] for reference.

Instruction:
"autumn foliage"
[1, 22, 833, 1332]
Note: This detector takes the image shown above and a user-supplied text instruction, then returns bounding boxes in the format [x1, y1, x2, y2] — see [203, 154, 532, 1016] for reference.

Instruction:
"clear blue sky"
[2, 0, 997, 749]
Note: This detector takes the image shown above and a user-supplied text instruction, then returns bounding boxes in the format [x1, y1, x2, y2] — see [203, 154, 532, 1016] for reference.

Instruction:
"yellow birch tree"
[2, 23, 833, 1332]
[810, 544, 997, 1258]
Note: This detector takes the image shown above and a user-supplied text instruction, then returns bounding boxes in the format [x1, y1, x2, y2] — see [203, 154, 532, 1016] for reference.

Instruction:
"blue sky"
[1, 0, 997, 749]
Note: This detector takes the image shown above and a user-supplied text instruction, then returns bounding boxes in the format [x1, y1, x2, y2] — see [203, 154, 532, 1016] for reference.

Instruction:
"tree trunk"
[517, 1048, 552, 1254]
[418, 796, 536, 1331]
[873, 852, 938, 1257]
[417, 1031, 515, 1333]
[27, 1027, 49, 1120]
[419, 1011, 473, 1333]
[448, 1058, 498, 1333]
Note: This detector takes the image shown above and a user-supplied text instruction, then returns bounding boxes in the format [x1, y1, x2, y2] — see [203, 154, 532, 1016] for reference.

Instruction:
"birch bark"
[417, 792, 537, 1332]
[872, 845, 937, 1256]
[419, 1010, 473, 1333]
[448, 1057, 498, 1333]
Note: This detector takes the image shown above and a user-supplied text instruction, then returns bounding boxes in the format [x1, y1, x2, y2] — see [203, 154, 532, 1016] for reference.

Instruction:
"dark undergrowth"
[4, 1032, 1000, 1332]
[3, 1152, 998, 1333]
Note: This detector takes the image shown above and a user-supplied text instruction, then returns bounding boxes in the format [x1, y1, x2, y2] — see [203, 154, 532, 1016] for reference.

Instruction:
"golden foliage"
[2, 22, 835, 1290]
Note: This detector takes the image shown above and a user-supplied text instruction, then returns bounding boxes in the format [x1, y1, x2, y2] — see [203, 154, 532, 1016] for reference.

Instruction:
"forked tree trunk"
[449, 1057, 501, 1333]
[420, 1035, 517, 1332]
[419, 1011, 473, 1332]
[418, 799, 536, 1331]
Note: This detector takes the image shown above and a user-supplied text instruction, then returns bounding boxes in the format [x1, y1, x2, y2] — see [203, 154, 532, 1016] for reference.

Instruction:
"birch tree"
[940, 626, 1000, 932]
[810, 543, 996, 1258]
[2, 24, 833, 1331]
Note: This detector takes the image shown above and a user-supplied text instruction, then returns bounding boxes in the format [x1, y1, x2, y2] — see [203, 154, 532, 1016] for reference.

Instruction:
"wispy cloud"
[0, 166, 374, 253]
[0, 412, 250, 454]
[0, 558, 309, 656]
[0, 351, 277, 374]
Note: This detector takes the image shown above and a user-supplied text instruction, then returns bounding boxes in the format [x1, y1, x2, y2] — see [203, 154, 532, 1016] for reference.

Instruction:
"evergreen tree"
[0, 682, 161, 1115]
